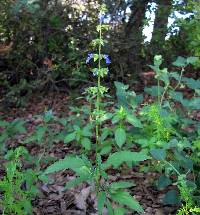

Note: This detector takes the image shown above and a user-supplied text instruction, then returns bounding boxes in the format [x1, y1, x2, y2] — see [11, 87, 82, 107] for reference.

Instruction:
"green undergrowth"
[0, 5, 200, 215]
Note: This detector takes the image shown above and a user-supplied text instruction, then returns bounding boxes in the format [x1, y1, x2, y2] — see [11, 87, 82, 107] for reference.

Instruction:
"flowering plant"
[43, 5, 149, 214]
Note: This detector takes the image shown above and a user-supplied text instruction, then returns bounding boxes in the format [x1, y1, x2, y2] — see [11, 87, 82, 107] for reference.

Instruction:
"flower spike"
[86, 53, 94, 64]
[98, 13, 105, 24]
[104, 54, 111, 64]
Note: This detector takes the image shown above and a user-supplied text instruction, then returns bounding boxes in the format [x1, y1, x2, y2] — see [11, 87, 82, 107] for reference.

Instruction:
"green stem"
[160, 83, 169, 106]
[157, 79, 160, 104]
[96, 25, 102, 148]
[95, 18, 102, 193]
[173, 67, 184, 91]
[164, 160, 181, 176]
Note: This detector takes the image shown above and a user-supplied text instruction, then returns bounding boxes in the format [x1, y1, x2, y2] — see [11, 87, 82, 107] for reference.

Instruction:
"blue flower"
[98, 13, 105, 23]
[104, 54, 111, 64]
[86, 53, 94, 64]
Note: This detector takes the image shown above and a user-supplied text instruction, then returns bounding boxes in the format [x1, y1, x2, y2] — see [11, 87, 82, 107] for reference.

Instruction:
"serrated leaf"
[110, 191, 144, 213]
[150, 149, 166, 160]
[64, 132, 76, 143]
[44, 156, 85, 174]
[103, 151, 150, 169]
[81, 138, 91, 150]
[115, 128, 126, 148]
[126, 115, 143, 128]
[97, 191, 106, 215]
[110, 181, 135, 190]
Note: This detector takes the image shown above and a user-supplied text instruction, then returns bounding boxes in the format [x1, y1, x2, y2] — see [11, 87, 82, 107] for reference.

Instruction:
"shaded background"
[0, 0, 199, 106]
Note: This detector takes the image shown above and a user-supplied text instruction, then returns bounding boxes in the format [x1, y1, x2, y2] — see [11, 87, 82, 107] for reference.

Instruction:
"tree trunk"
[125, 0, 149, 76]
[151, 0, 173, 54]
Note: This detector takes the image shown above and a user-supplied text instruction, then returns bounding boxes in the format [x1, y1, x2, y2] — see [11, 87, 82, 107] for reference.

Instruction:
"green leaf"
[49, 15, 61, 27]
[15, 121, 26, 133]
[107, 200, 114, 215]
[156, 175, 172, 190]
[100, 113, 113, 122]
[0, 120, 9, 127]
[163, 190, 180, 205]
[110, 191, 144, 213]
[150, 149, 166, 160]
[170, 72, 180, 81]
[0, 132, 8, 142]
[114, 81, 135, 109]
[97, 191, 106, 215]
[144, 86, 164, 97]
[82, 126, 92, 137]
[154, 55, 163, 66]
[112, 115, 120, 124]
[36, 126, 46, 142]
[44, 156, 85, 174]
[93, 54, 99, 62]
[100, 144, 112, 155]
[44, 110, 54, 122]
[190, 97, 200, 109]
[160, 68, 169, 84]
[103, 151, 150, 169]
[114, 208, 127, 215]
[172, 56, 187, 67]
[169, 91, 183, 103]
[101, 128, 111, 141]
[115, 128, 126, 148]
[110, 181, 135, 190]
[190, 207, 200, 213]
[64, 132, 76, 143]
[182, 77, 200, 90]
[187, 57, 199, 65]
[81, 138, 91, 150]
[126, 115, 143, 128]
[65, 175, 89, 189]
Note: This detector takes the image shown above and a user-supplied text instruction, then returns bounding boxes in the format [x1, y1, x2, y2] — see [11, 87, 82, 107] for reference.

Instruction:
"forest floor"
[0, 91, 182, 215]
[1, 68, 200, 215]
